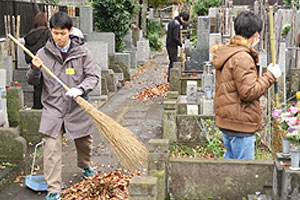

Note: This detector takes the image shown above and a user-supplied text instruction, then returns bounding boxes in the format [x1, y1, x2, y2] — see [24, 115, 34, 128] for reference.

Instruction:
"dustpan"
[25, 139, 64, 191]
[25, 139, 46, 191]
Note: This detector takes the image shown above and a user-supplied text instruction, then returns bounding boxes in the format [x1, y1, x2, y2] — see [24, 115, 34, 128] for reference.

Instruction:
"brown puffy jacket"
[211, 36, 276, 133]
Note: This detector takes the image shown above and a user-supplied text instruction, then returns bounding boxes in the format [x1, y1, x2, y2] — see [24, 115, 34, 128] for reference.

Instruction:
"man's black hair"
[179, 12, 190, 21]
[50, 11, 73, 30]
[234, 11, 262, 39]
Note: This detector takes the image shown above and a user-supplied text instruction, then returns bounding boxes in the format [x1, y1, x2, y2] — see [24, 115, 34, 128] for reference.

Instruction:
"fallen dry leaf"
[61, 171, 140, 200]
[133, 82, 170, 101]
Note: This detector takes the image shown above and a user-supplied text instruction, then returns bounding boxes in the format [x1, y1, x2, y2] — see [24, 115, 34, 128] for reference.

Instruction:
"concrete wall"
[169, 158, 273, 200]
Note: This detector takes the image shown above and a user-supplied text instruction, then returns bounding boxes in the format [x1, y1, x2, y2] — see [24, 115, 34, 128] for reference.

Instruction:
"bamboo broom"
[8, 34, 148, 171]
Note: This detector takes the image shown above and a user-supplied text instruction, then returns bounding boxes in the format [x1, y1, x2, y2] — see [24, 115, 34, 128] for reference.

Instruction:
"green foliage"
[148, 0, 171, 8]
[192, 0, 221, 18]
[146, 19, 164, 51]
[171, 119, 272, 160]
[190, 35, 197, 48]
[44, 0, 59, 5]
[92, 0, 137, 52]
[281, 23, 291, 36]
[283, 0, 300, 8]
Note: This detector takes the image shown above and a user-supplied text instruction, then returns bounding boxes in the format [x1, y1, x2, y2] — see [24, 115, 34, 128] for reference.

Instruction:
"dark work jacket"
[166, 16, 182, 48]
[24, 26, 51, 64]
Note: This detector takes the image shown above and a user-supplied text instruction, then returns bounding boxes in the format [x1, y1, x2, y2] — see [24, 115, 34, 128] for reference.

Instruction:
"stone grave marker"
[124, 50, 137, 69]
[187, 81, 197, 102]
[17, 38, 28, 69]
[137, 40, 150, 65]
[209, 33, 222, 61]
[115, 53, 131, 70]
[0, 56, 13, 85]
[89, 65, 102, 97]
[85, 41, 108, 70]
[185, 16, 210, 72]
[86, 32, 115, 57]
[124, 32, 134, 50]
[187, 105, 198, 115]
[0, 96, 9, 128]
[202, 99, 214, 115]
[80, 5, 93, 35]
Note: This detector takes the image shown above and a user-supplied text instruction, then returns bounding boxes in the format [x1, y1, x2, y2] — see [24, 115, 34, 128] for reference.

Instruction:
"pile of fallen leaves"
[133, 82, 170, 101]
[62, 171, 139, 200]
[125, 59, 154, 85]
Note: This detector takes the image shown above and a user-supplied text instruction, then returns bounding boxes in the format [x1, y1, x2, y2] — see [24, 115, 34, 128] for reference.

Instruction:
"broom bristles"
[75, 96, 148, 171]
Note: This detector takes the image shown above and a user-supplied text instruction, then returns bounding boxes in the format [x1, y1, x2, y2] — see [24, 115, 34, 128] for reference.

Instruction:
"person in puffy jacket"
[27, 12, 99, 200]
[166, 12, 189, 82]
[24, 13, 51, 109]
[211, 11, 282, 160]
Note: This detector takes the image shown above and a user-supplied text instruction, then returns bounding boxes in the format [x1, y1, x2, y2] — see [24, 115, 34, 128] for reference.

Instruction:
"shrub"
[283, 0, 299, 8]
[146, 19, 164, 51]
[192, 0, 221, 18]
[92, 0, 138, 52]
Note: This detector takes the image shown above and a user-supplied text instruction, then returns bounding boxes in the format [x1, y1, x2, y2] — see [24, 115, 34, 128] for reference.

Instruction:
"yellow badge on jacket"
[66, 68, 75, 75]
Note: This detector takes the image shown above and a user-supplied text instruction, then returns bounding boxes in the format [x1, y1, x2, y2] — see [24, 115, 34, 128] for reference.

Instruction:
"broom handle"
[269, 6, 279, 108]
[8, 34, 70, 91]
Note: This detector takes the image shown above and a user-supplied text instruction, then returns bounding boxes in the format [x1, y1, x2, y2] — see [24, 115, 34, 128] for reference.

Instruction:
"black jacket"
[24, 26, 51, 64]
[166, 16, 182, 48]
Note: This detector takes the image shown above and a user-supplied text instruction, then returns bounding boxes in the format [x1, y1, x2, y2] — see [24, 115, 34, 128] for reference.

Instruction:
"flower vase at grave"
[282, 137, 291, 156]
[290, 150, 300, 170]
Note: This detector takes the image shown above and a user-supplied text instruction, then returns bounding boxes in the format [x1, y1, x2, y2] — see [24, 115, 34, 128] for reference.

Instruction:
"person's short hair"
[33, 13, 48, 29]
[49, 11, 72, 30]
[234, 11, 262, 39]
[179, 12, 190, 21]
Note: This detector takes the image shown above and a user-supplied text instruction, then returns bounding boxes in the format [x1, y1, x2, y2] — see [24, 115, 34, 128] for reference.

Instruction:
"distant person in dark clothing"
[24, 13, 51, 109]
[166, 12, 189, 82]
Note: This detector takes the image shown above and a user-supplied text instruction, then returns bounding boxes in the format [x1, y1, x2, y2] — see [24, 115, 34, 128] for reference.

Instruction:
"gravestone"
[0, 99, 9, 128]
[202, 99, 214, 115]
[185, 16, 210, 72]
[202, 62, 214, 99]
[0, 69, 6, 127]
[208, 8, 218, 18]
[196, 16, 210, 53]
[209, 33, 222, 61]
[86, 32, 115, 56]
[115, 53, 131, 70]
[0, 56, 13, 85]
[89, 67, 101, 97]
[184, 50, 203, 72]
[186, 81, 197, 103]
[79, 6, 93, 35]
[13, 69, 33, 107]
[124, 50, 137, 69]
[17, 45, 28, 69]
[137, 40, 150, 65]
[187, 105, 198, 115]
[85, 41, 108, 70]
[124, 32, 134, 50]
[70, 16, 80, 28]
[0, 69, 6, 94]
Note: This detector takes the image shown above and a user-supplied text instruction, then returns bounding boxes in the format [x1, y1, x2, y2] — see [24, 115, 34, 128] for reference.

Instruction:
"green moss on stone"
[19, 110, 43, 144]
[6, 87, 23, 127]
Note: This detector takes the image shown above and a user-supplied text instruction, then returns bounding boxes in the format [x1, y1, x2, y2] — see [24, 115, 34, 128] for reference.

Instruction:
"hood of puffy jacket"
[24, 26, 50, 47]
[211, 35, 259, 70]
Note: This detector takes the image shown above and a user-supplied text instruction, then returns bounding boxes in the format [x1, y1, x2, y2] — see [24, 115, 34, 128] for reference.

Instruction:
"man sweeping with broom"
[26, 12, 99, 200]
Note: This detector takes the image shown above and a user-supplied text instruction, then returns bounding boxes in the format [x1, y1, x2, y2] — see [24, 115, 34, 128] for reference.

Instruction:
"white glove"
[181, 44, 185, 50]
[267, 63, 282, 79]
[65, 87, 84, 98]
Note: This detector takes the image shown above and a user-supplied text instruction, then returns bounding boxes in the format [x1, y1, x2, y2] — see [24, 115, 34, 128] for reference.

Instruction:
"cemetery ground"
[0, 50, 169, 200]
